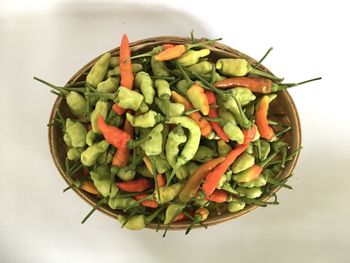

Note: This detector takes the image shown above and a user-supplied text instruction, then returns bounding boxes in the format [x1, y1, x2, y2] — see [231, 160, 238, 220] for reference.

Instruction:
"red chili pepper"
[134, 194, 159, 208]
[205, 190, 228, 203]
[241, 125, 257, 145]
[116, 178, 152, 192]
[172, 212, 187, 223]
[97, 115, 131, 149]
[202, 144, 247, 196]
[157, 174, 165, 187]
[255, 95, 275, 141]
[205, 91, 229, 142]
[112, 104, 126, 115]
[179, 156, 225, 202]
[112, 119, 133, 167]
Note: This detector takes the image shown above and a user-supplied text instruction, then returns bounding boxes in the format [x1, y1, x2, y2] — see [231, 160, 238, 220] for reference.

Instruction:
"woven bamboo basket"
[48, 36, 301, 230]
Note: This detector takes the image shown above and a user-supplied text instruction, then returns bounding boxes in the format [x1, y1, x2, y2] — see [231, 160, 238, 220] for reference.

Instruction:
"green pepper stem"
[185, 215, 201, 235]
[184, 108, 201, 115]
[190, 30, 195, 43]
[65, 80, 86, 87]
[275, 77, 322, 91]
[150, 76, 176, 81]
[192, 72, 227, 98]
[127, 136, 152, 149]
[239, 197, 279, 206]
[202, 116, 225, 125]
[124, 195, 153, 212]
[150, 156, 161, 203]
[175, 61, 193, 85]
[231, 95, 252, 130]
[259, 150, 280, 168]
[249, 68, 283, 82]
[210, 65, 216, 84]
[81, 197, 107, 224]
[130, 46, 163, 60]
[33, 76, 69, 96]
[186, 38, 222, 50]
[254, 47, 273, 68]
[275, 126, 291, 137]
[146, 206, 164, 223]
[266, 176, 292, 189]
[166, 162, 182, 188]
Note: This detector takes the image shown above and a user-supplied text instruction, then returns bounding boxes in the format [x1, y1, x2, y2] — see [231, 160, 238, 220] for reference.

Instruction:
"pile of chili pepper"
[35, 33, 320, 235]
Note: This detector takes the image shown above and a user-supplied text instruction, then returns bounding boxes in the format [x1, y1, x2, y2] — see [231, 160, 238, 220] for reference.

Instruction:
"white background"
[1, 0, 349, 262]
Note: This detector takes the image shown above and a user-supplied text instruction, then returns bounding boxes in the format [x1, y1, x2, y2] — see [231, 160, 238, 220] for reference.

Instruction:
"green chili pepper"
[107, 64, 143, 77]
[97, 151, 113, 165]
[218, 105, 236, 124]
[141, 124, 164, 156]
[151, 56, 170, 77]
[155, 79, 171, 99]
[81, 140, 109, 166]
[135, 71, 155, 104]
[237, 187, 263, 199]
[126, 110, 164, 128]
[136, 164, 153, 178]
[216, 58, 282, 81]
[90, 165, 118, 197]
[154, 155, 171, 174]
[175, 165, 189, 180]
[86, 52, 111, 87]
[63, 133, 72, 147]
[223, 122, 244, 143]
[217, 170, 232, 188]
[96, 77, 119, 93]
[186, 161, 199, 176]
[227, 199, 246, 213]
[176, 79, 190, 96]
[86, 129, 97, 147]
[177, 49, 210, 67]
[231, 153, 255, 173]
[66, 91, 88, 117]
[192, 145, 216, 162]
[164, 204, 185, 224]
[246, 143, 254, 154]
[65, 119, 87, 148]
[217, 139, 232, 157]
[67, 148, 83, 161]
[260, 139, 271, 161]
[117, 86, 144, 111]
[90, 100, 108, 133]
[118, 214, 146, 230]
[154, 183, 183, 204]
[108, 197, 137, 209]
[117, 166, 136, 181]
[187, 61, 213, 74]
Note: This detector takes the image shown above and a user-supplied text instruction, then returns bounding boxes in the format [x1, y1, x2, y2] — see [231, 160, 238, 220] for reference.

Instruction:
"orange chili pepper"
[255, 95, 275, 141]
[162, 44, 175, 50]
[202, 144, 248, 196]
[155, 44, 186, 61]
[112, 104, 126, 115]
[179, 156, 225, 202]
[97, 115, 131, 149]
[134, 194, 159, 208]
[119, 34, 134, 89]
[204, 189, 228, 203]
[80, 181, 100, 196]
[112, 119, 133, 167]
[241, 125, 257, 145]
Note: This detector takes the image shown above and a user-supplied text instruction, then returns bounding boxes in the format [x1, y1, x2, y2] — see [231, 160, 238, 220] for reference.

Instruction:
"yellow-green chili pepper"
[223, 122, 244, 143]
[136, 164, 153, 178]
[63, 133, 72, 147]
[155, 97, 184, 118]
[107, 63, 143, 78]
[118, 214, 146, 230]
[175, 166, 189, 180]
[126, 110, 164, 128]
[237, 175, 267, 188]
[216, 58, 282, 81]
[176, 79, 189, 95]
[231, 153, 255, 173]
[154, 155, 171, 174]
[227, 198, 246, 213]
[65, 119, 87, 148]
[117, 166, 136, 181]
[192, 145, 216, 162]
[97, 151, 113, 165]
[66, 91, 88, 117]
[141, 123, 164, 156]
[177, 49, 210, 67]
[86, 129, 97, 146]
[187, 61, 213, 74]
[109, 197, 136, 209]
[155, 183, 183, 204]
[67, 148, 83, 161]
[90, 100, 108, 134]
[97, 77, 119, 93]
[217, 139, 232, 156]
[109, 56, 119, 67]
[260, 139, 271, 161]
[80, 140, 109, 166]
[186, 161, 199, 176]
[90, 165, 118, 198]
[151, 56, 170, 77]
[135, 71, 155, 104]
[237, 187, 263, 199]
[116, 86, 144, 111]
[164, 204, 185, 224]
[86, 52, 111, 87]
[165, 125, 187, 169]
